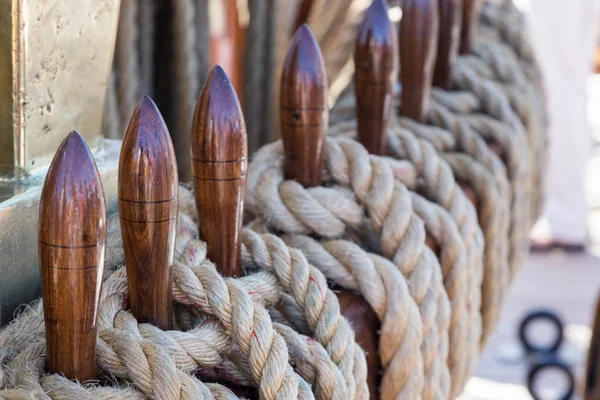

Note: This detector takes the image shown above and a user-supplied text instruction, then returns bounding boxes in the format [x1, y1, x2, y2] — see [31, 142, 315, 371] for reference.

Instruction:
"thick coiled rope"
[429, 88, 530, 282]
[0, 204, 375, 399]
[327, 118, 489, 398]
[457, 37, 547, 222]
[246, 137, 456, 400]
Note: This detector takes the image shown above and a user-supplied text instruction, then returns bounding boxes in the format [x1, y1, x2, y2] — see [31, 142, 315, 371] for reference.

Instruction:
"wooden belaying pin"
[399, 0, 439, 123]
[433, 0, 463, 89]
[459, 0, 483, 55]
[119, 96, 178, 330]
[39, 131, 106, 382]
[357, 0, 440, 254]
[401, 0, 478, 209]
[282, 24, 382, 398]
[281, 24, 327, 187]
[354, 0, 398, 155]
[192, 65, 247, 278]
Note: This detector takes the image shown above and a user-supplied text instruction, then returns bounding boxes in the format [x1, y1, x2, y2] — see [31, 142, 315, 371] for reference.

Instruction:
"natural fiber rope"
[113, 208, 370, 399]
[428, 89, 530, 282]
[0, 196, 374, 399]
[244, 220, 427, 400]
[477, 1, 548, 223]
[457, 38, 547, 222]
[253, 233, 426, 400]
[325, 119, 486, 398]
[331, 86, 521, 346]
[277, 189, 472, 400]
[246, 138, 453, 400]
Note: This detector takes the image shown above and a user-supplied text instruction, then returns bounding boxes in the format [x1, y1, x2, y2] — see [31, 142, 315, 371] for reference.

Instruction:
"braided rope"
[246, 137, 452, 400]
[0, 204, 376, 399]
[331, 90, 518, 346]
[428, 91, 530, 282]
[443, 153, 509, 333]
[328, 116, 486, 397]
[113, 209, 370, 399]
[256, 231, 427, 400]
[458, 38, 547, 222]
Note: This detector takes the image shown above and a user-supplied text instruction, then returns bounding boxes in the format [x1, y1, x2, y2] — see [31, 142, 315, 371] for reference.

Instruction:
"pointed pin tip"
[137, 95, 160, 113]
[292, 23, 318, 47]
[65, 130, 84, 143]
[359, 0, 394, 37]
[193, 65, 246, 163]
[283, 22, 326, 88]
[211, 64, 226, 76]
[122, 95, 171, 155]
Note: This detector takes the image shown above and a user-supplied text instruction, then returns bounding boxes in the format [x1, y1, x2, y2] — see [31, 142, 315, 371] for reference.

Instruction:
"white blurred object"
[524, 0, 600, 245]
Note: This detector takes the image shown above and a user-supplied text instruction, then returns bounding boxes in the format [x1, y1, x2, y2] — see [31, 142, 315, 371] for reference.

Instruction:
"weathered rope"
[325, 119, 487, 397]
[0, 203, 374, 399]
[429, 88, 530, 282]
[456, 37, 547, 223]
[246, 138, 454, 400]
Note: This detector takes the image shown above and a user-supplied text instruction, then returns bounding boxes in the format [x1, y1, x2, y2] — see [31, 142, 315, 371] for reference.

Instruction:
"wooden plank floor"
[460, 251, 600, 399]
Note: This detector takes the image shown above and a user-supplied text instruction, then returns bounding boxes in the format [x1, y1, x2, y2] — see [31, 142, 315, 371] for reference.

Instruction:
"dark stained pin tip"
[193, 65, 247, 166]
[281, 24, 328, 187]
[354, 0, 397, 155]
[192, 66, 248, 278]
[39, 131, 106, 382]
[284, 23, 383, 399]
[119, 96, 178, 330]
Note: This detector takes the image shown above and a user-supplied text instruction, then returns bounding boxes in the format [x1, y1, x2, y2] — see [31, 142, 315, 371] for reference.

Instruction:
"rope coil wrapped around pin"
[247, 23, 453, 400]
[330, 0, 541, 355]
[0, 212, 370, 399]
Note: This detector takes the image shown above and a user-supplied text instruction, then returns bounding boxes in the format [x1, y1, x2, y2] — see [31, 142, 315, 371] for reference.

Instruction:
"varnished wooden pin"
[459, 0, 482, 54]
[283, 24, 382, 397]
[399, 0, 440, 123]
[357, 0, 441, 254]
[192, 65, 247, 278]
[119, 96, 178, 330]
[433, 0, 463, 89]
[39, 131, 106, 382]
[281, 24, 328, 187]
[354, 0, 398, 155]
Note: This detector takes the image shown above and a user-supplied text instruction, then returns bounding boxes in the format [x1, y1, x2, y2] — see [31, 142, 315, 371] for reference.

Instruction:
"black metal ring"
[527, 360, 575, 400]
[519, 310, 564, 354]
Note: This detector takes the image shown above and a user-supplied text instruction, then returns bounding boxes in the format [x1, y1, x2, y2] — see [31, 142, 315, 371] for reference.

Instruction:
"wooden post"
[282, 24, 382, 397]
[356, 1, 441, 254]
[192, 65, 248, 278]
[119, 96, 178, 330]
[433, 0, 463, 89]
[399, 0, 439, 123]
[459, 0, 483, 55]
[38, 131, 106, 382]
[354, 0, 398, 155]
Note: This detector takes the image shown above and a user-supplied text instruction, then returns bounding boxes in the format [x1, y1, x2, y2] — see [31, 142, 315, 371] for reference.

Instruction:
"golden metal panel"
[0, 0, 120, 173]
